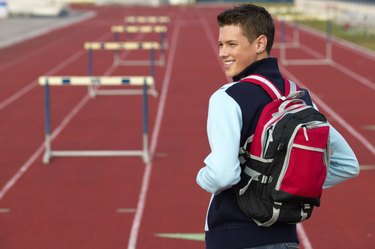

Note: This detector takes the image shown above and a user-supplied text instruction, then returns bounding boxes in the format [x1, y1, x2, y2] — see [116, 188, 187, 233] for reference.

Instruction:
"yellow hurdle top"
[38, 76, 154, 86]
[111, 25, 168, 33]
[125, 16, 170, 23]
[84, 41, 160, 50]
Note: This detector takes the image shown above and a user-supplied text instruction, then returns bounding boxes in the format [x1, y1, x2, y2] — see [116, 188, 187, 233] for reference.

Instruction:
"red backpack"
[236, 74, 330, 227]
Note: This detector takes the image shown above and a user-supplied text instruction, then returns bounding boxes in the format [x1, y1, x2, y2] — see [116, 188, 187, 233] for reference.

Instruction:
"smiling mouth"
[224, 60, 234, 69]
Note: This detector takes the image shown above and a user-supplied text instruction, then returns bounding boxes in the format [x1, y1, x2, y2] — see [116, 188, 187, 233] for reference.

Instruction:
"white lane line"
[0, 50, 84, 111]
[0, 28, 150, 202]
[0, 32, 142, 200]
[363, 125, 375, 131]
[360, 165, 375, 170]
[298, 25, 375, 62]
[331, 60, 375, 91]
[0, 30, 149, 207]
[297, 224, 313, 249]
[117, 208, 137, 213]
[0, 208, 11, 213]
[280, 22, 375, 91]
[298, 43, 375, 91]
[126, 17, 181, 249]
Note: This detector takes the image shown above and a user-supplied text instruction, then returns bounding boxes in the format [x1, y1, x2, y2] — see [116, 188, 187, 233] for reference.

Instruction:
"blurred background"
[0, 1, 374, 249]
[1, 0, 374, 51]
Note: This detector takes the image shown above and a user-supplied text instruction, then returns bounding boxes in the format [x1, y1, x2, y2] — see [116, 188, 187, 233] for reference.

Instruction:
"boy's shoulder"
[215, 81, 264, 94]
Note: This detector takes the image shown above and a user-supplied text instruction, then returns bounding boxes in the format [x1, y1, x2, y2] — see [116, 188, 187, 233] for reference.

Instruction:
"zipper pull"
[303, 126, 309, 141]
[269, 128, 274, 142]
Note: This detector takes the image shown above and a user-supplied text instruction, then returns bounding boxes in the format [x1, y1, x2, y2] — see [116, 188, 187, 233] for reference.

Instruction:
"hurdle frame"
[273, 21, 300, 49]
[124, 16, 170, 24]
[279, 18, 333, 66]
[111, 25, 168, 51]
[122, 15, 170, 65]
[39, 76, 154, 164]
[84, 41, 160, 97]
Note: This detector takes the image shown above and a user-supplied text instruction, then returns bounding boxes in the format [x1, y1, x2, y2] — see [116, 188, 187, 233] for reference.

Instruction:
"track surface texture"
[0, 4, 374, 249]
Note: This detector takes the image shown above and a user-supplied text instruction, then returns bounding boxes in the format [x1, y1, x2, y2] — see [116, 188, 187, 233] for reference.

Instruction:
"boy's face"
[218, 24, 259, 78]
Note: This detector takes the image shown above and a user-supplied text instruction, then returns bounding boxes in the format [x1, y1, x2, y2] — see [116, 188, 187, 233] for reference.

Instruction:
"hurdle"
[84, 41, 160, 97]
[273, 21, 300, 49]
[39, 76, 154, 164]
[124, 16, 170, 24]
[279, 18, 333, 66]
[111, 25, 168, 47]
[111, 25, 168, 66]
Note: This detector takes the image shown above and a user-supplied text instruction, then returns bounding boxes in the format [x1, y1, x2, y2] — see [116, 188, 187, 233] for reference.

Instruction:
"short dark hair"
[217, 3, 275, 54]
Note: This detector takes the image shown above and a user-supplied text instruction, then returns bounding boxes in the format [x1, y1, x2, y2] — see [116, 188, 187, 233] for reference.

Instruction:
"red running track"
[0, 4, 374, 249]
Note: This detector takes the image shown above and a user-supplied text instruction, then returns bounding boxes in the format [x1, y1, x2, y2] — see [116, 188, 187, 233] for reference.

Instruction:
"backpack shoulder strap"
[239, 74, 284, 100]
[283, 78, 300, 96]
[240, 75, 301, 99]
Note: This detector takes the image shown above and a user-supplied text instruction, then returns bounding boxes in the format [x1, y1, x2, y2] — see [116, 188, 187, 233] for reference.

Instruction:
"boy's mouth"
[224, 60, 234, 69]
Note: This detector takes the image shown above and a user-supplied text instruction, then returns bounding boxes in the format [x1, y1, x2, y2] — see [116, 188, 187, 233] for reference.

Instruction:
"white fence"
[6, 0, 191, 16]
[295, 0, 375, 34]
[7, 0, 68, 16]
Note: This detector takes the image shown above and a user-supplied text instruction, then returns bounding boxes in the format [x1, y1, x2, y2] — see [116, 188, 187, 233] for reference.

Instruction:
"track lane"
[134, 7, 226, 249]
[0, 4, 374, 249]
[0, 5, 164, 249]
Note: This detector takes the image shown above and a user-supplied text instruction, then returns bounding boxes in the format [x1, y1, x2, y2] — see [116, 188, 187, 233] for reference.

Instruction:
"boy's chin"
[225, 70, 234, 78]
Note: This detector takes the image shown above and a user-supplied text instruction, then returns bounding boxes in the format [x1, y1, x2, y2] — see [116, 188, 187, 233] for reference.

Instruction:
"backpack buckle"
[261, 175, 273, 184]
[239, 147, 250, 165]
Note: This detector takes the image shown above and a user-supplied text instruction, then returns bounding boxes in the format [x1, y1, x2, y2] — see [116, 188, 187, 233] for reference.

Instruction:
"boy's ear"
[256, 35, 267, 53]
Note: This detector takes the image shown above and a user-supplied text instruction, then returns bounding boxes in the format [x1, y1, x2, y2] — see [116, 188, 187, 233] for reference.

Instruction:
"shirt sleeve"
[323, 125, 360, 188]
[196, 88, 242, 195]
[311, 103, 360, 188]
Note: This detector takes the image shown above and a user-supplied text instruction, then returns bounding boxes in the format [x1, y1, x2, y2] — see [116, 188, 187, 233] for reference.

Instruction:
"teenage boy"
[196, 4, 359, 249]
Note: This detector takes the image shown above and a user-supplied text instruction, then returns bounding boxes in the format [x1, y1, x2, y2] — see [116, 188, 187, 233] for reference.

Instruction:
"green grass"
[299, 20, 375, 52]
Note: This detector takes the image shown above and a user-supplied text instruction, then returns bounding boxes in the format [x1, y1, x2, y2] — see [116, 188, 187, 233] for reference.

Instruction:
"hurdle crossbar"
[273, 22, 300, 49]
[84, 41, 160, 50]
[85, 41, 161, 97]
[276, 14, 329, 22]
[38, 76, 153, 164]
[111, 25, 167, 33]
[111, 25, 168, 50]
[125, 16, 170, 24]
[39, 76, 154, 86]
[279, 19, 333, 66]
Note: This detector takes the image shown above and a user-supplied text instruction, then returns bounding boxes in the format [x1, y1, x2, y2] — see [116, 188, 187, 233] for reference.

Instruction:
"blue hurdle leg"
[149, 49, 158, 97]
[150, 48, 155, 77]
[142, 77, 150, 163]
[326, 19, 332, 62]
[87, 48, 96, 97]
[280, 20, 287, 64]
[159, 32, 166, 66]
[43, 81, 52, 164]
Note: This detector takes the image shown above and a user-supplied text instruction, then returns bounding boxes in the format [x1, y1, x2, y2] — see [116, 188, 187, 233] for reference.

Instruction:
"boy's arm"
[311, 102, 360, 188]
[324, 125, 360, 188]
[196, 89, 242, 195]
